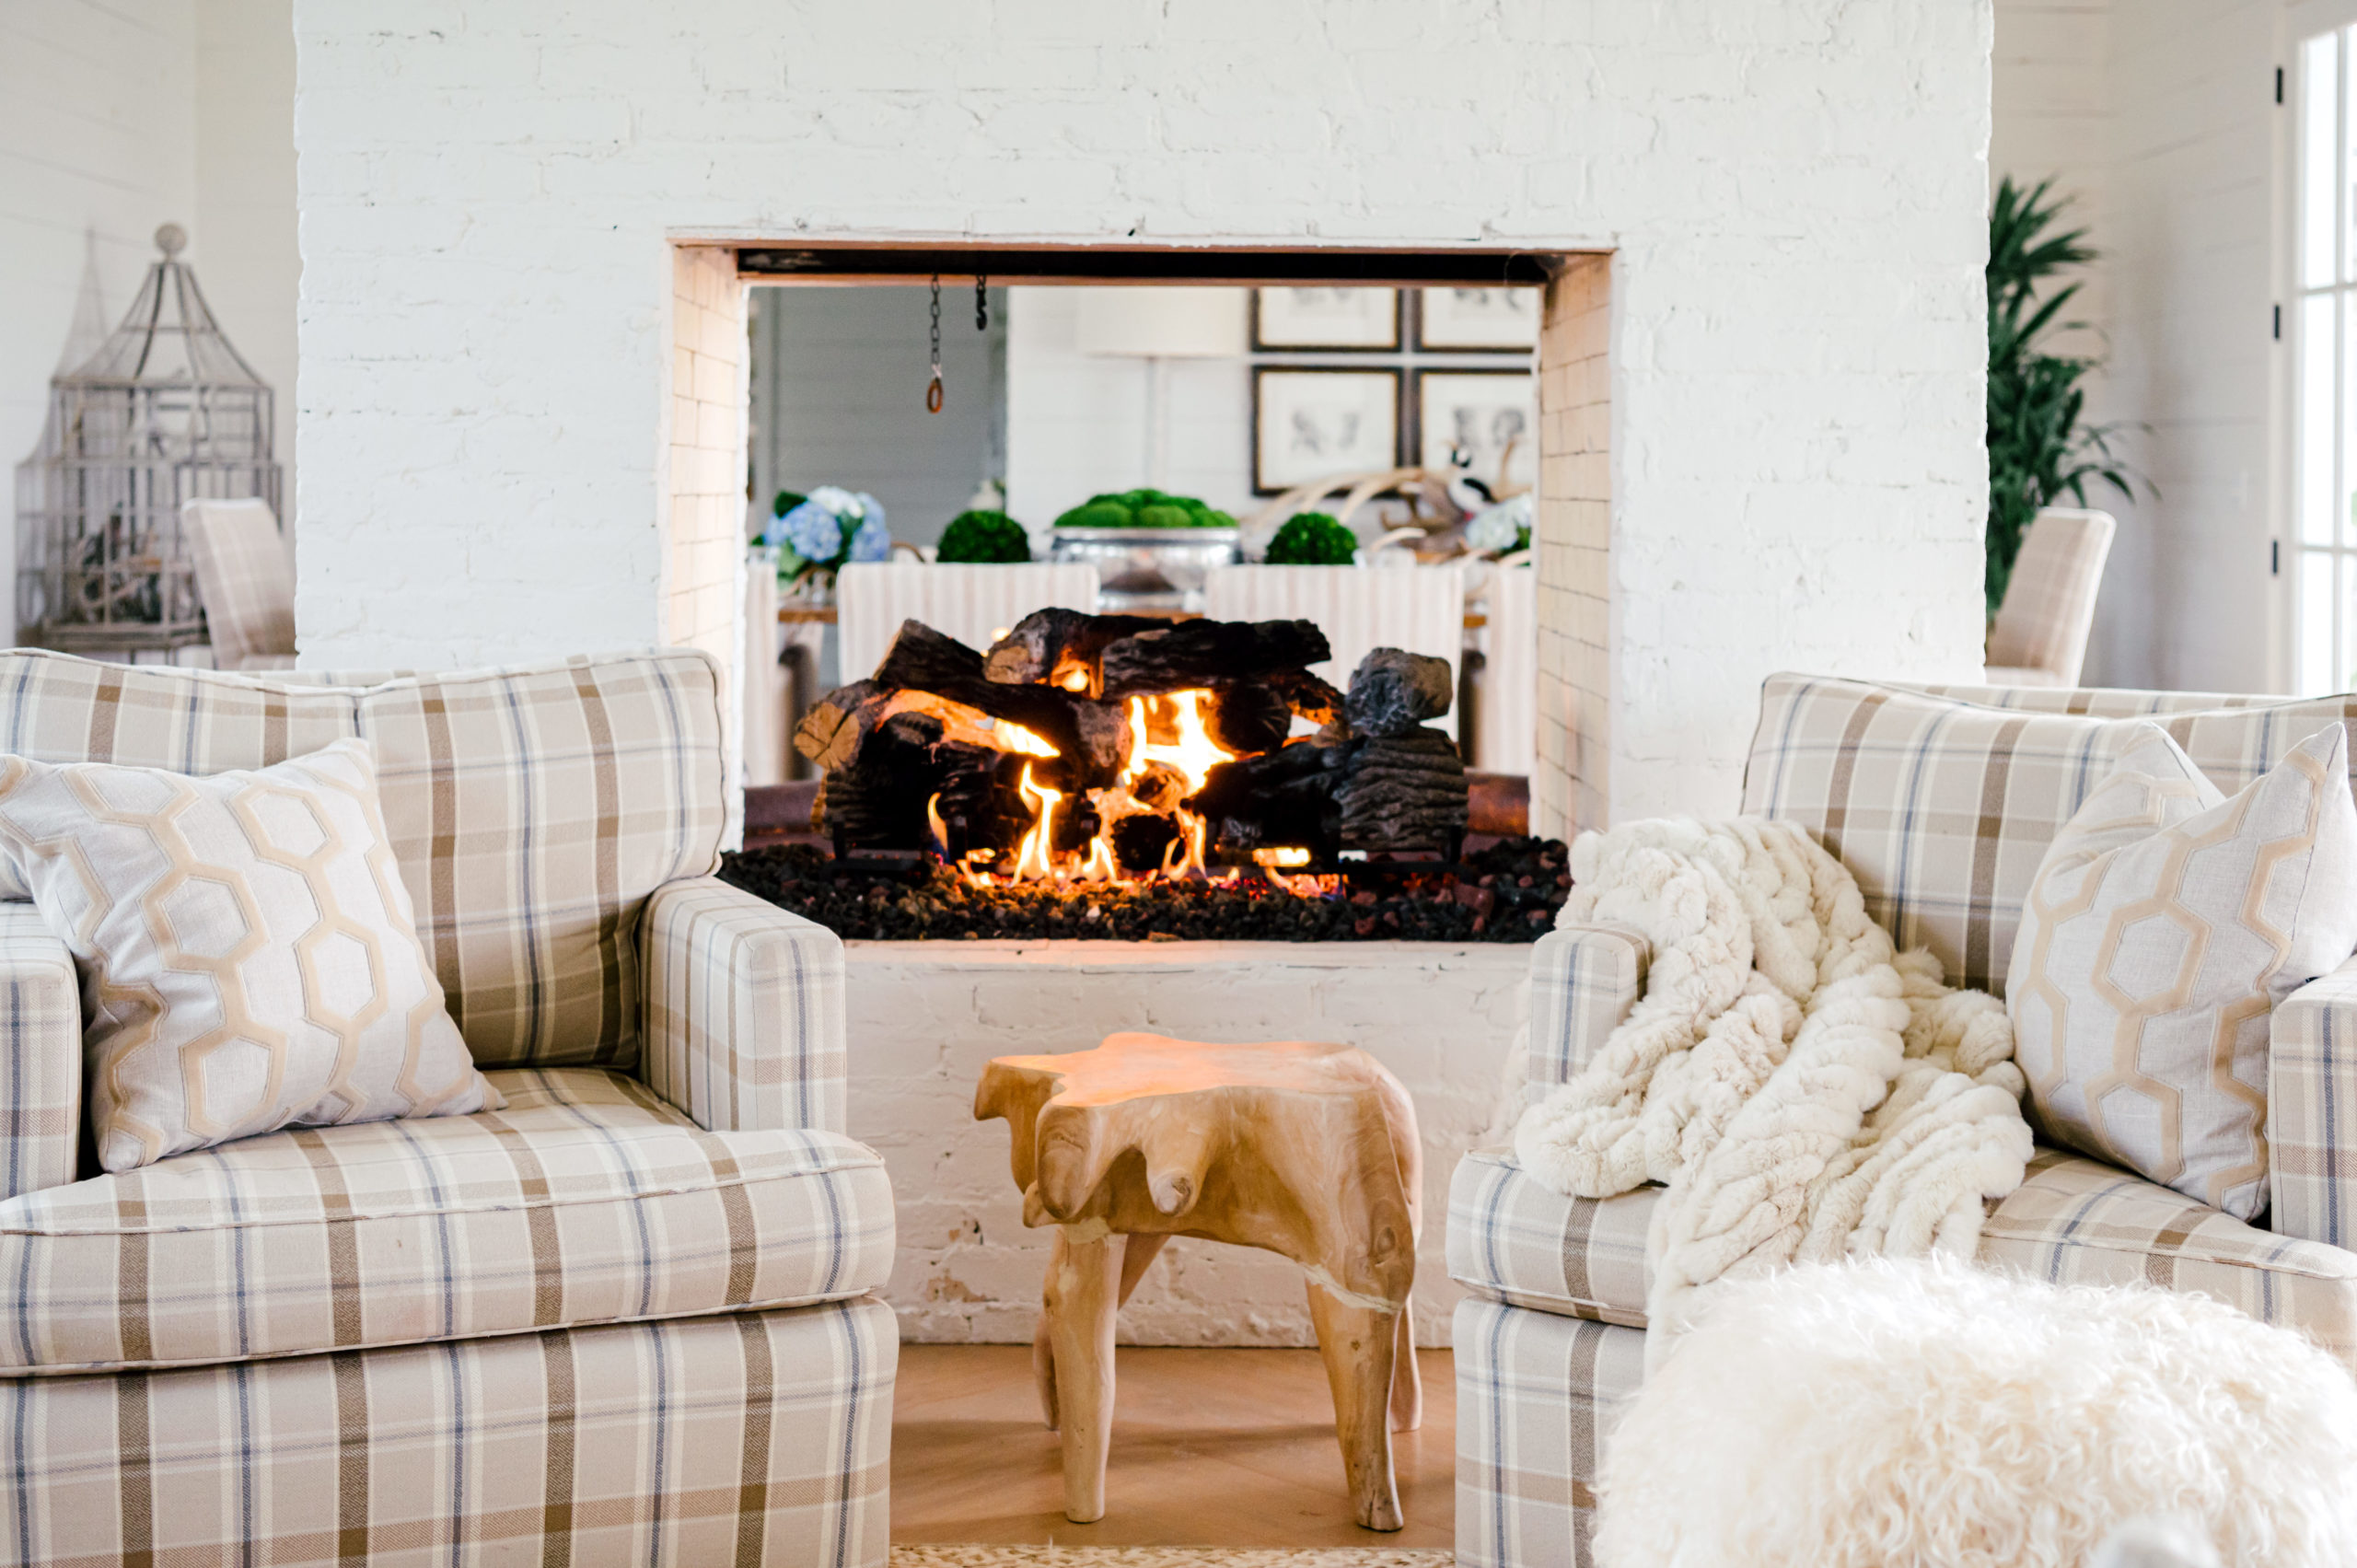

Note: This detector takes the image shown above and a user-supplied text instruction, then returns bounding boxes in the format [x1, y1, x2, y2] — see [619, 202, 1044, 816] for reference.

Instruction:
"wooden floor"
[890, 1343, 1456, 1551]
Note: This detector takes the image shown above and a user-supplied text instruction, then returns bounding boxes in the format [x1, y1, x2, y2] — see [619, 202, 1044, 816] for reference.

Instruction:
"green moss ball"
[935, 509, 1033, 563]
[1263, 512, 1359, 565]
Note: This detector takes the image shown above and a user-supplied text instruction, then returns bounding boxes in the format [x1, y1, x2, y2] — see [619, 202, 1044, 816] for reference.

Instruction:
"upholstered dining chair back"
[1984, 506, 2116, 687]
[836, 561, 1100, 683]
[182, 497, 297, 670]
[1204, 562, 1469, 740]
[0, 649, 728, 1071]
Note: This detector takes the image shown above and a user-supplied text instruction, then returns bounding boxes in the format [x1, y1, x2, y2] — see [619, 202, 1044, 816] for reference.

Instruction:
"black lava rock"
[715, 837, 1570, 945]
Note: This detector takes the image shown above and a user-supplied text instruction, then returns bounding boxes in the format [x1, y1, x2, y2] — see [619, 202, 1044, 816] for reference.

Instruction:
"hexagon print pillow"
[2007, 723, 2357, 1219]
[0, 738, 498, 1172]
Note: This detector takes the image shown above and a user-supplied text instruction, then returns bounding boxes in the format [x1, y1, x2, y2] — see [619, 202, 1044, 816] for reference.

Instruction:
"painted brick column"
[1535, 255, 1612, 839]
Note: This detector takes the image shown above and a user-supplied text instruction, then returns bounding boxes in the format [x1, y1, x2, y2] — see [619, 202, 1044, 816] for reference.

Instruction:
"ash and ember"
[719, 835, 1570, 943]
[748, 607, 1569, 942]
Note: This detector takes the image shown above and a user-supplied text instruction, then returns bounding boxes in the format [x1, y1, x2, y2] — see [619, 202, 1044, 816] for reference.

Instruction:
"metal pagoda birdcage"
[14, 223, 281, 654]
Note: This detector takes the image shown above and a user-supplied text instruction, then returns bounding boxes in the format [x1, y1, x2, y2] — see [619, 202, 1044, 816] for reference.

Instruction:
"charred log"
[1097, 619, 1331, 700]
[1331, 727, 1469, 852]
[1345, 648, 1453, 738]
[1203, 680, 1293, 755]
[1189, 741, 1342, 856]
[983, 609, 1169, 691]
[797, 620, 1130, 787]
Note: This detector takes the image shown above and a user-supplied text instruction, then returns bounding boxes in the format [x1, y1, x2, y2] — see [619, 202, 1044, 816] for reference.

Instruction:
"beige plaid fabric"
[2274, 955, 2357, 1250]
[0, 1067, 892, 1374]
[1453, 1296, 1644, 1568]
[1980, 1148, 2357, 1368]
[0, 649, 728, 1070]
[1984, 507, 2116, 688]
[1446, 1149, 1654, 1325]
[1, 1295, 895, 1567]
[1527, 923, 1648, 1088]
[1741, 674, 2357, 993]
[0, 906, 77, 1202]
[182, 498, 297, 670]
[643, 877, 849, 1137]
[1911, 680, 2357, 796]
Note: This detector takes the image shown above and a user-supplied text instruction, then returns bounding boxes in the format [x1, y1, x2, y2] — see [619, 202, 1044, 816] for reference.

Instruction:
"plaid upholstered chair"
[1984, 506, 2116, 687]
[0, 649, 895, 1566]
[183, 497, 300, 670]
[1447, 672, 2357, 1568]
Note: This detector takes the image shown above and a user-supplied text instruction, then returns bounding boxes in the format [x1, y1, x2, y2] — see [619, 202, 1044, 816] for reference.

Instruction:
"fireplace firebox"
[719, 610, 1570, 942]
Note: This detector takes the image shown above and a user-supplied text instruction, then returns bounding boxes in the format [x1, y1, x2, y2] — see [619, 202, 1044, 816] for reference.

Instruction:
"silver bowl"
[1049, 527, 1240, 611]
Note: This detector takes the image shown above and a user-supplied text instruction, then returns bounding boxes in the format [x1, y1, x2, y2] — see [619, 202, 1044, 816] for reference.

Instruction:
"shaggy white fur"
[1514, 819, 2033, 1344]
[1592, 1260, 2357, 1568]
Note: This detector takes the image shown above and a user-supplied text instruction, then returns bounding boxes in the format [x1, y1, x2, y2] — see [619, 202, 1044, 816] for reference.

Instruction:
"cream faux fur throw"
[1513, 818, 2034, 1349]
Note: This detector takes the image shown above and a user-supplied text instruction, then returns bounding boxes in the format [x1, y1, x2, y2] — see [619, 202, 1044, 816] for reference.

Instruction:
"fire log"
[797, 621, 1131, 787]
[983, 609, 1169, 691]
[1188, 740, 1342, 855]
[1331, 728, 1469, 852]
[1098, 619, 1332, 700]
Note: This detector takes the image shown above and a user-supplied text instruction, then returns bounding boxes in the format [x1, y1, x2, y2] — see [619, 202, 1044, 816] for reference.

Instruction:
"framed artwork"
[1252, 367, 1403, 494]
[1251, 287, 1402, 352]
[1415, 369, 1536, 499]
[1417, 286, 1540, 352]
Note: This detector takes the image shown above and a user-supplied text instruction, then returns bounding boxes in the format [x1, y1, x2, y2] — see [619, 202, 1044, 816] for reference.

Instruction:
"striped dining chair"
[1985, 507, 2117, 687]
[182, 496, 298, 670]
[835, 560, 1101, 681]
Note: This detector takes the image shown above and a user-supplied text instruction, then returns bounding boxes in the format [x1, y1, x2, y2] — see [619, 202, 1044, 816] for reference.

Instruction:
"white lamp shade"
[1075, 287, 1247, 358]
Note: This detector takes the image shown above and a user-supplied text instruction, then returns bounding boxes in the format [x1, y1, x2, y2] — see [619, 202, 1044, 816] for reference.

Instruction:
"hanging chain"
[975, 273, 989, 331]
[925, 275, 944, 413]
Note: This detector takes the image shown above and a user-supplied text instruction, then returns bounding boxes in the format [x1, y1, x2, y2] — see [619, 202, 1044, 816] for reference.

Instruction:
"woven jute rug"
[889, 1550, 1454, 1567]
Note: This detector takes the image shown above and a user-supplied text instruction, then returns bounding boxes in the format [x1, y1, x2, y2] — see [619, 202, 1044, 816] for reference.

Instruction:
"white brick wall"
[292, 0, 1996, 821]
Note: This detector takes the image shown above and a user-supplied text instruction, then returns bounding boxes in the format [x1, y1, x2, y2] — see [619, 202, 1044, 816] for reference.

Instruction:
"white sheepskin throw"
[1592, 1259, 2357, 1568]
[1513, 818, 2032, 1344]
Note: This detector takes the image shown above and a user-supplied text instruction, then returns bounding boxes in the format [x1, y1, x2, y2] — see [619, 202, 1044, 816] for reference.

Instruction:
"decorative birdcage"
[13, 223, 281, 653]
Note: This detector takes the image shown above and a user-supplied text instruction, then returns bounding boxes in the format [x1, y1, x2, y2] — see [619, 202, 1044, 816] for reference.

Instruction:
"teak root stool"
[973, 1031, 1423, 1530]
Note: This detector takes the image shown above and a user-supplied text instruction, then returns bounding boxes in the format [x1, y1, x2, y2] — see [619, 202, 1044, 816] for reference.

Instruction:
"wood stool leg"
[1306, 1280, 1405, 1532]
[1034, 1233, 1167, 1433]
[1388, 1306, 1422, 1433]
[1042, 1225, 1122, 1523]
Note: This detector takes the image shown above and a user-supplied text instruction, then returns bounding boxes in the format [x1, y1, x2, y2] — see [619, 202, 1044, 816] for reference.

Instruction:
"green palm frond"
[1985, 176, 2149, 612]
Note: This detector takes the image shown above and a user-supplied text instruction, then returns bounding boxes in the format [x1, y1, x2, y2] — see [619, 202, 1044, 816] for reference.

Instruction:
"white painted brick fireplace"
[293, 0, 1994, 828]
[290, 0, 1997, 1343]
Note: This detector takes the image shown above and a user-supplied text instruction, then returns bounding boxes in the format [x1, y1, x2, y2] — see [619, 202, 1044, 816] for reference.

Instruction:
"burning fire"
[970, 688, 1328, 894]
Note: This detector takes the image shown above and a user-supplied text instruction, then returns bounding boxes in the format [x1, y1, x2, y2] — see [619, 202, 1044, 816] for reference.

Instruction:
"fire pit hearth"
[728, 610, 1571, 943]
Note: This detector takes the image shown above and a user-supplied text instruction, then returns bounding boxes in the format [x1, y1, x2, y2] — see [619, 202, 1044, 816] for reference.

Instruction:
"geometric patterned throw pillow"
[2008, 723, 2357, 1219]
[0, 738, 500, 1172]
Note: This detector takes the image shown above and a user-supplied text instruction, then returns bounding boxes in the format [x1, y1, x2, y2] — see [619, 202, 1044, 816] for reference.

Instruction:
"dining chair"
[1985, 507, 2117, 687]
[182, 497, 297, 670]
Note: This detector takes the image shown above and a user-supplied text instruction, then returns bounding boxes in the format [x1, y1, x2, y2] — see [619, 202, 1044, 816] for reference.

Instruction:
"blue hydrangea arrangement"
[764, 485, 890, 582]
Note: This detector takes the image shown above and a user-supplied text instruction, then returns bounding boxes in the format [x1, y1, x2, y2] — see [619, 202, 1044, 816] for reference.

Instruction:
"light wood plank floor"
[890, 1344, 1455, 1551]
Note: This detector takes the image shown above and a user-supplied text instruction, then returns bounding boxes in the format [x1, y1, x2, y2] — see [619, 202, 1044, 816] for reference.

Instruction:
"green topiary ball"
[935, 509, 1033, 563]
[1263, 511, 1359, 565]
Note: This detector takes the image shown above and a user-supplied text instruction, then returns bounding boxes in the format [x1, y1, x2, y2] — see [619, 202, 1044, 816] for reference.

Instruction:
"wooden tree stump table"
[973, 1031, 1422, 1531]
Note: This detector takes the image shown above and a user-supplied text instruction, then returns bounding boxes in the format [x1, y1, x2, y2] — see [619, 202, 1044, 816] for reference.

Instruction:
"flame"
[926, 793, 950, 856]
[1253, 846, 1310, 868]
[993, 721, 1059, 759]
[1014, 763, 1063, 882]
[1122, 691, 1228, 796]
[1079, 835, 1117, 883]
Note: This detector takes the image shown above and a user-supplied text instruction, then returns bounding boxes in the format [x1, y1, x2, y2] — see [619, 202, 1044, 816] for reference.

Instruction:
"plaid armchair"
[0, 650, 895, 1567]
[1448, 673, 2357, 1568]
